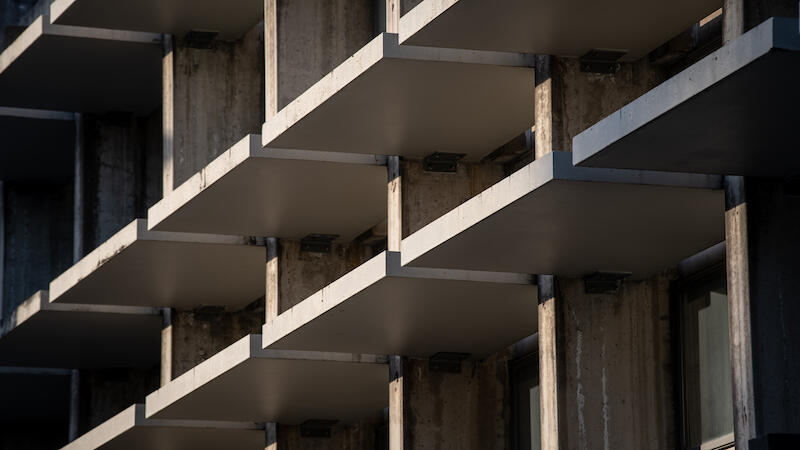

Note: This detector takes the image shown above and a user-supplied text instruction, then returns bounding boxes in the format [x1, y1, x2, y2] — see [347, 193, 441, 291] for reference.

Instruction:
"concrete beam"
[0, 291, 161, 369]
[261, 33, 534, 161]
[49, 219, 266, 309]
[573, 18, 800, 177]
[147, 135, 387, 241]
[50, 0, 262, 39]
[263, 251, 537, 358]
[63, 404, 265, 450]
[145, 335, 387, 424]
[0, 15, 161, 113]
[399, 0, 720, 58]
[401, 151, 723, 278]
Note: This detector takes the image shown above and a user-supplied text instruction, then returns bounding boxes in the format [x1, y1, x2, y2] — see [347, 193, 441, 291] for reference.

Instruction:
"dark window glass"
[511, 353, 540, 450]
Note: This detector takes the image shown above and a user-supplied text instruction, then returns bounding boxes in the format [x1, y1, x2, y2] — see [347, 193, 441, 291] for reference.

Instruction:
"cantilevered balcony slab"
[64, 404, 264, 450]
[0, 15, 161, 114]
[401, 151, 724, 278]
[263, 251, 537, 358]
[0, 107, 74, 182]
[148, 135, 387, 240]
[50, 0, 261, 40]
[145, 335, 387, 424]
[261, 33, 534, 161]
[0, 291, 160, 369]
[574, 18, 800, 177]
[49, 219, 264, 308]
[399, 0, 720, 59]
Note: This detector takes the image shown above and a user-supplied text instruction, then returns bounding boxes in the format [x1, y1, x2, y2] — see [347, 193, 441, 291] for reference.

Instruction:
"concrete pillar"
[264, 0, 375, 118]
[387, 157, 402, 252]
[388, 353, 511, 450]
[533, 56, 564, 159]
[266, 237, 279, 322]
[163, 23, 264, 190]
[160, 308, 172, 386]
[724, 178, 800, 449]
[68, 369, 80, 442]
[80, 112, 162, 254]
[722, 3, 799, 449]
[73, 113, 84, 263]
[537, 275, 565, 450]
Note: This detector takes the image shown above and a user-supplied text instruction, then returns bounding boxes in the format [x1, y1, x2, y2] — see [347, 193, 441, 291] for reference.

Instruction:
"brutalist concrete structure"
[1, 0, 798, 449]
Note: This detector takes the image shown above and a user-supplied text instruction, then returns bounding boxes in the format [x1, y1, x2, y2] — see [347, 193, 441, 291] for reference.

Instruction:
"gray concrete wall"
[266, 0, 375, 116]
[401, 160, 504, 238]
[401, 351, 511, 450]
[277, 239, 372, 313]
[77, 367, 159, 434]
[169, 298, 265, 379]
[278, 420, 382, 450]
[2, 182, 72, 314]
[81, 111, 162, 254]
[168, 22, 265, 189]
[554, 275, 676, 450]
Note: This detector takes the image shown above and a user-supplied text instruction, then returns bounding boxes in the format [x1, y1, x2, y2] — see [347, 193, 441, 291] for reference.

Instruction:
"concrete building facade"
[0, 0, 798, 449]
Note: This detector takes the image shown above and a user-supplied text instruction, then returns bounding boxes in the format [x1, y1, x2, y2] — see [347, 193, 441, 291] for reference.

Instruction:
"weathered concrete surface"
[277, 239, 371, 313]
[551, 58, 667, 154]
[266, 0, 375, 116]
[401, 159, 503, 237]
[168, 22, 264, 189]
[2, 182, 72, 314]
[399, 351, 511, 450]
[726, 178, 800, 447]
[77, 367, 159, 435]
[277, 420, 381, 450]
[551, 275, 676, 450]
[168, 298, 265, 379]
[81, 111, 162, 254]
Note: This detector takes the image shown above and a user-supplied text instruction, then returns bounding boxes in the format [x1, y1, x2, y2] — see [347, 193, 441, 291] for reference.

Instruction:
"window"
[511, 352, 540, 450]
[675, 264, 735, 450]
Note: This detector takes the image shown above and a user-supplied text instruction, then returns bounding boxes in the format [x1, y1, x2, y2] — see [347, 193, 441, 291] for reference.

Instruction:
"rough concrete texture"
[277, 239, 372, 313]
[78, 367, 159, 435]
[550, 58, 668, 153]
[556, 275, 676, 450]
[403, 351, 511, 450]
[738, 178, 800, 438]
[271, 0, 374, 112]
[2, 182, 72, 314]
[170, 298, 265, 379]
[170, 22, 265, 189]
[401, 159, 504, 237]
[82, 111, 162, 254]
[278, 420, 381, 450]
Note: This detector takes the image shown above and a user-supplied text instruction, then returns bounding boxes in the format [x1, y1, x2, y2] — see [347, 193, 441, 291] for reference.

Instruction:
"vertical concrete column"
[73, 113, 84, 261]
[537, 275, 564, 450]
[388, 356, 405, 450]
[161, 34, 175, 195]
[385, 0, 399, 33]
[722, 3, 799, 449]
[160, 308, 173, 386]
[264, 0, 278, 120]
[533, 55, 564, 159]
[68, 369, 80, 442]
[387, 156, 402, 252]
[266, 237, 279, 322]
[265, 422, 277, 450]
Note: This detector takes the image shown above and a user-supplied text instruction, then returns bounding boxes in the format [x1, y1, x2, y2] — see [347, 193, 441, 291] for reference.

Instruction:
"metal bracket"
[300, 419, 338, 438]
[423, 152, 465, 173]
[300, 234, 338, 253]
[580, 49, 626, 74]
[583, 271, 632, 294]
[429, 352, 470, 373]
[183, 30, 218, 49]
